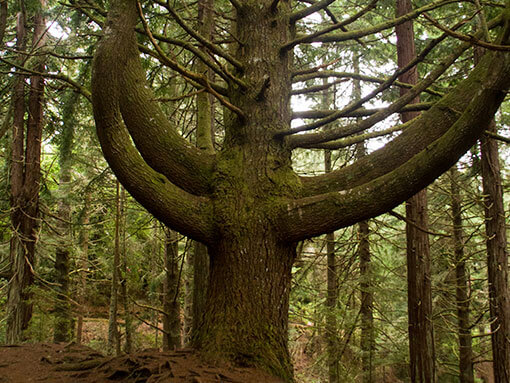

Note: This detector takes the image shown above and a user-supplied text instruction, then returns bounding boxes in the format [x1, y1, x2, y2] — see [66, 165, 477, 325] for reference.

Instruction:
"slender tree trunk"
[480, 123, 510, 383]
[324, 150, 338, 383]
[108, 181, 122, 355]
[450, 166, 474, 383]
[162, 228, 181, 350]
[119, 187, 133, 353]
[353, 52, 375, 383]
[76, 189, 91, 345]
[53, 92, 78, 342]
[6, 3, 46, 343]
[396, 1, 435, 381]
[359, 215, 373, 383]
[191, 241, 208, 341]
[186, 0, 214, 343]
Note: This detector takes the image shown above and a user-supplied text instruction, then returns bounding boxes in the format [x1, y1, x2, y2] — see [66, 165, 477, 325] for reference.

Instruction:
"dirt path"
[0, 343, 283, 383]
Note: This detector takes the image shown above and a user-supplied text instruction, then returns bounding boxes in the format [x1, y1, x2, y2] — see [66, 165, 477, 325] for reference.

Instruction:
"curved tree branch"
[279, 47, 510, 241]
[91, 5, 215, 244]
[278, 32, 510, 241]
[93, 0, 216, 196]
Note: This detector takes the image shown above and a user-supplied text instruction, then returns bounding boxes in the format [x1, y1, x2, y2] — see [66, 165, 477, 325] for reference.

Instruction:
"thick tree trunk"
[91, 1, 510, 380]
[162, 228, 181, 351]
[480, 123, 510, 383]
[450, 166, 474, 383]
[192, 232, 296, 380]
[396, 1, 435, 381]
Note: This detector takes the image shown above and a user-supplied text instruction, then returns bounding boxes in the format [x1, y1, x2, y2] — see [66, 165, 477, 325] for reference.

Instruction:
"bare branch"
[288, 0, 460, 46]
[424, 13, 510, 51]
[293, 71, 444, 97]
[284, 0, 377, 50]
[292, 102, 433, 120]
[288, 40, 469, 147]
[290, 0, 336, 23]
[484, 130, 510, 144]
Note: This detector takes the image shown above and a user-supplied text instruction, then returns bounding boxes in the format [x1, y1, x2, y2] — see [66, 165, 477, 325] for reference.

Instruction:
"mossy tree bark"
[92, 1, 510, 380]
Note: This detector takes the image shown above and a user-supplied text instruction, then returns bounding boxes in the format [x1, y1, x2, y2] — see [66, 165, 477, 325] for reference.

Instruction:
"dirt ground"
[0, 343, 284, 383]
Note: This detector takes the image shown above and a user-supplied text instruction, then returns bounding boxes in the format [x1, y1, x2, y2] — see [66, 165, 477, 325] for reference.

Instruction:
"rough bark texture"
[91, 1, 510, 380]
[191, 241, 209, 341]
[396, 1, 435, 381]
[480, 123, 510, 383]
[6, 4, 45, 344]
[450, 166, 474, 383]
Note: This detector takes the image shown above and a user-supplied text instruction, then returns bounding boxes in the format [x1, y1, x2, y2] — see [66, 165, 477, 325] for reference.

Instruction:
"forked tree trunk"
[396, 1, 435, 381]
[91, 1, 510, 381]
[480, 122, 510, 383]
[449, 166, 474, 383]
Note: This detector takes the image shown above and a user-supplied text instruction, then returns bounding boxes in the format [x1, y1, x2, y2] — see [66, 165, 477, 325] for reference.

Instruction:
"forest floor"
[0, 342, 284, 383]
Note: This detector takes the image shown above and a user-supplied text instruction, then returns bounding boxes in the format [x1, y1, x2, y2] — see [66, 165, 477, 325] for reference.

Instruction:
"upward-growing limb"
[93, 0, 216, 196]
[278, 34, 510, 241]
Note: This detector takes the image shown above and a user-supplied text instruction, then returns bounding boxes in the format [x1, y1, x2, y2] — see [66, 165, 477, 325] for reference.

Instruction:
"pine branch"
[136, 1, 245, 119]
[286, 0, 459, 47]
[424, 13, 510, 51]
[284, 0, 377, 50]
[165, 3, 243, 70]
[287, 40, 468, 147]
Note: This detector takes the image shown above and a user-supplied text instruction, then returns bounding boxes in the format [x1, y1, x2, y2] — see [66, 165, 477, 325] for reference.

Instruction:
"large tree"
[91, 0, 510, 380]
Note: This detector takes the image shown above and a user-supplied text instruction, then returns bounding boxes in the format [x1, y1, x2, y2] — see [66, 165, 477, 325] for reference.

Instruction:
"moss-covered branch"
[93, 0, 216, 196]
[279, 35, 510, 241]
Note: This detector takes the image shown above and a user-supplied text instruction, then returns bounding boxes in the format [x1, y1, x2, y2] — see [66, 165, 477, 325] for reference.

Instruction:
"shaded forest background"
[0, 0, 509, 382]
